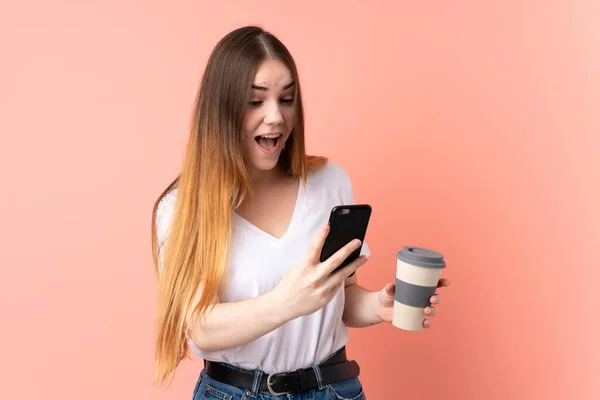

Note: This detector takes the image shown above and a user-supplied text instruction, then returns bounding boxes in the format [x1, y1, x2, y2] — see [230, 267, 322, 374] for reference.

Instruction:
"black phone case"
[320, 204, 372, 272]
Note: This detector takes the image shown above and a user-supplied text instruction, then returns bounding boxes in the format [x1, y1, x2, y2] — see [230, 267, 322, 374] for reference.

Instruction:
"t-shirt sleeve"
[338, 167, 372, 257]
[155, 190, 176, 273]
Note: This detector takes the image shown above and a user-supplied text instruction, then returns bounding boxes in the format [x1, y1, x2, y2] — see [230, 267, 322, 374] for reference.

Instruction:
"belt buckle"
[267, 372, 291, 396]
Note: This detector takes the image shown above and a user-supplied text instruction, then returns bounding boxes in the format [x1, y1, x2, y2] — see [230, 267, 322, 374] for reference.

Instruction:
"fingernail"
[424, 320, 430, 327]
[354, 239, 361, 246]
[424, 307, 430, 314]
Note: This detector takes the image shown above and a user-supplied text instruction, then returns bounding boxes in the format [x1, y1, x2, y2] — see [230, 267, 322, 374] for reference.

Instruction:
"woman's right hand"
[272, 224, 369, 321]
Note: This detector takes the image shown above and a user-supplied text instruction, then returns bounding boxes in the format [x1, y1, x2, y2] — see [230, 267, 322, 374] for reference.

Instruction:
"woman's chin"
[247, 148, 282, 170]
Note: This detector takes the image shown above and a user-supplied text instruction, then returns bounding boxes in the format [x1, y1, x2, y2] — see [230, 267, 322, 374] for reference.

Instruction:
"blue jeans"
[192, 364, 366, 400]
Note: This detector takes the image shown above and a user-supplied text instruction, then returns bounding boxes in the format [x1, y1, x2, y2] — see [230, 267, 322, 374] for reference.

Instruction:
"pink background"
[1, 1, 598, 399]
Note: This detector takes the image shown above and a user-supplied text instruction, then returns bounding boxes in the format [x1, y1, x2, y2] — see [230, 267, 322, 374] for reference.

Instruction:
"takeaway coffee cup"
[393, 246, 446, 331]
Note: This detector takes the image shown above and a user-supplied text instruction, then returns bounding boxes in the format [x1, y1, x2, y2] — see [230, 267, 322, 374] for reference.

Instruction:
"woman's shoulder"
[157, 186, 178, 215]
[307, 159, 352, 189]
[155, 186, 178, 244]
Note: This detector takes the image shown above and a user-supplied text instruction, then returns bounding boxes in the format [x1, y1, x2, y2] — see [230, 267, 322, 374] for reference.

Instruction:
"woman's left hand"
[376, 278, 451, 328]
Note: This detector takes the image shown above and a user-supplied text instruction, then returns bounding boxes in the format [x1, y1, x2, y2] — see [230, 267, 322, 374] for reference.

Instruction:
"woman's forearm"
[187, 289, 291, 352]
[343, 284, 382, 327]
[188, 282, 381, 351]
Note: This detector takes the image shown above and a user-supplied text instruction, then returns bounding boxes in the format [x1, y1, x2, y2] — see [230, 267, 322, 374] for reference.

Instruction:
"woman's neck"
[247, 166, 287, 188]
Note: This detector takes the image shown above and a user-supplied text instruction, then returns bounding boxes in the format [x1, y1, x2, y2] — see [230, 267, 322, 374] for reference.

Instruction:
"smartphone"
[319, 204, 372, 274]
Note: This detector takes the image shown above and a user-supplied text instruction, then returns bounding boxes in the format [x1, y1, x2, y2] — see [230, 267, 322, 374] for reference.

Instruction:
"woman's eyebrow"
[251, 81, 295, 91]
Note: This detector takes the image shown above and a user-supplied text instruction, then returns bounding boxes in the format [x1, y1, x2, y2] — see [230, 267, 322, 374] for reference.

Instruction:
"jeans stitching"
[326, 380, 365, 400]
[204, 384, 233, 400]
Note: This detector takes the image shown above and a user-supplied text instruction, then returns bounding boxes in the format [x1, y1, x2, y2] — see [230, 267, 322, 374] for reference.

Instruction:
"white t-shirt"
[155, 160, 370, 374]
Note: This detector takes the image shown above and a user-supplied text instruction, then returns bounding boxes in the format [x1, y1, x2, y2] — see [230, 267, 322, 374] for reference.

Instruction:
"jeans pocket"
[199, 384, 234, 400]
[326, 377, 365, 400]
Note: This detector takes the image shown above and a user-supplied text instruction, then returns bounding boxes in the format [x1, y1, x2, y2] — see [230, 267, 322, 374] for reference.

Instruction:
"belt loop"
[249, 368, 264, 398]
[310, 364, 326, 390]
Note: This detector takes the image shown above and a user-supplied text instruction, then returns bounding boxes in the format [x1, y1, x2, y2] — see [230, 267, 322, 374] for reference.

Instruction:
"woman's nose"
[264, 102, 284, 125]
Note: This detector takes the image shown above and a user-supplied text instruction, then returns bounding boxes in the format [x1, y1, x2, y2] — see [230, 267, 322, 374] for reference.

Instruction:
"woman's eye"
[249, 100, 263, 107]
[280, 98, 294, 106]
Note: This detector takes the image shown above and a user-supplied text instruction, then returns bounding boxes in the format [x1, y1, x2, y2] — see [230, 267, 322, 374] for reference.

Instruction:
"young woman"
[151, 26, 450, 400]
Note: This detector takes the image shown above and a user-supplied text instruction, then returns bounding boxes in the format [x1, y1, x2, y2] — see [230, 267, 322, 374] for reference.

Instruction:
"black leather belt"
[204, 347, 360, 396]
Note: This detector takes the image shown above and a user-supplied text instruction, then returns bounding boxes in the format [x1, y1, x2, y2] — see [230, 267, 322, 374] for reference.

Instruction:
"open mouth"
[255, 134, 281, 153]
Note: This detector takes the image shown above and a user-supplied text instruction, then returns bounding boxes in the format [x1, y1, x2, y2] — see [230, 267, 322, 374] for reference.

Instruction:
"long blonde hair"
[150, 26, 326, 386]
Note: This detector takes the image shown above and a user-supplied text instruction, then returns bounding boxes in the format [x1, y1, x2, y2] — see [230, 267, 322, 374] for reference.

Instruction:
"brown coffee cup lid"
[396, 246, 446, 268]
